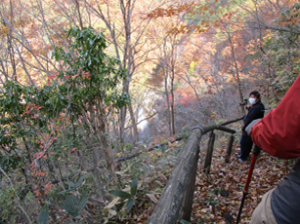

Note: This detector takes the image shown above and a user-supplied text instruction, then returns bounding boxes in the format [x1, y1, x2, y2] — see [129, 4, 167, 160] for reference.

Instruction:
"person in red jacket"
[249, 75, 300, 224]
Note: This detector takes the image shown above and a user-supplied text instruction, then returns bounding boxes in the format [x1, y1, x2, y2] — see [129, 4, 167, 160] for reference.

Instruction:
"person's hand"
[245, 105, 250, 109]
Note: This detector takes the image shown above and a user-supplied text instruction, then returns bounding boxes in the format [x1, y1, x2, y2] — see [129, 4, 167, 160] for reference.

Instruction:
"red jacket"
[250, 75, 300, 159]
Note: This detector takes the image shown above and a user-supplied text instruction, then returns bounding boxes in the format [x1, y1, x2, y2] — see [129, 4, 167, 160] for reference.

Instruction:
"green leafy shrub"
[109, 177, 138, 212]
[0, 27, 129, 223]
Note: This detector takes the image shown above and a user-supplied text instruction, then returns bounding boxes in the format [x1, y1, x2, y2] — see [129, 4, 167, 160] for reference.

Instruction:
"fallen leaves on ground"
[190, 144, 296, 224]
[100, 141, 295, 224]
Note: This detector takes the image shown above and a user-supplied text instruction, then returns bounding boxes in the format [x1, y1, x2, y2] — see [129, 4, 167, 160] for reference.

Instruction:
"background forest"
[0, 0, 299, 223]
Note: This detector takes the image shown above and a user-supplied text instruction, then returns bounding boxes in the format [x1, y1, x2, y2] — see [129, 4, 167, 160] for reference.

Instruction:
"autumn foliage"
[0, 0, 299, 223]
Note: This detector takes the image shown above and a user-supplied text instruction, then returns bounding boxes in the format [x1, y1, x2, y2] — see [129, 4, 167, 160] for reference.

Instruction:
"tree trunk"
[227, 31, 245, 114]
[170, 75, 175, 136]
[128, 101, 139, 143]
[164, 75, 172, 137]
[119, 0, 140, 143]
[163, 40, 172, 137]
[8, 0, 17, 81]
[170, 36, 177, 137]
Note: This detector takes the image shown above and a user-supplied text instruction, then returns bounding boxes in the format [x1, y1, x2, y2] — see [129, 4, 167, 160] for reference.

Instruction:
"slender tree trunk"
[128, 101, 139, 143]
[75, 0, 83, 29]
[169, 36, 177, 136]
[164, 75, 172, 137]
[7, 0, 17, 81]
[83, 0, 149, 143]
[120, 105, 127, 143]
[170, 71, 175, 136]
[227, 31, 245, 114]
[163, 40, 172, 137]
[119, 0, 140, 143]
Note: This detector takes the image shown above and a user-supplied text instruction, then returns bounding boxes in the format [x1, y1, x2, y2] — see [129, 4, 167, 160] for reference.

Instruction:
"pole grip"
[253, 145, 261, 156]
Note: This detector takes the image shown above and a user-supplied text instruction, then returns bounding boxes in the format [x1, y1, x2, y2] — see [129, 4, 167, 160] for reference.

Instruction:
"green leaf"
[59, 189, 73, 194]
[155, 144, 166, 152]
[62, 195, 77, 218]
[38, 203, 49, 224]
[126, 198, 135, 212]
[54, 49, 58, 61]
[108, 190, 131, 199]
[75, 176, 85, 188]
[130, 177, 138, 196]
[66, 181, 75, 188]
[78, 191, 89, 213]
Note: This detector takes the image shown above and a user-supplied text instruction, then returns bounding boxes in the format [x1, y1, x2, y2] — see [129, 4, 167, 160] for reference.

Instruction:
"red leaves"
[63, 75, 71, 80]
[210, 115, 216, 120]
[33, 186, 42, 198]
[81, 71, 91, 80]
[35, 151, 44, 160]
[147, 3, 196, 19]
[23, 103, 43, 116]
[47, 72, 58, 84]
[34, 170, 49, 177]
[30, 161, 36, 172]
[44, 182, 53, 195]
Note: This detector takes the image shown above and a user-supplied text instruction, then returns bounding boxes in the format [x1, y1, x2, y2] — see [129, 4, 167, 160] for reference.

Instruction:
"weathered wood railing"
[148, 117, 243, 224]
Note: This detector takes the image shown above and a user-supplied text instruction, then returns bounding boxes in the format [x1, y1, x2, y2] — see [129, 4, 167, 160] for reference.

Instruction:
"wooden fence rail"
[148, 117, 243, 224]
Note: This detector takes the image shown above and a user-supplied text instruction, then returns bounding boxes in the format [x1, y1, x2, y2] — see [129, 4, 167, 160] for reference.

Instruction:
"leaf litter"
[102, 141, 296, 224]
[190, 144, 296, 224]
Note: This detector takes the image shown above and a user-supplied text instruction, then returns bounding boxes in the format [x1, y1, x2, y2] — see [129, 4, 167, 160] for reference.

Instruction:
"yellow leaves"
[292, 56, 300, 63]
[168, 141, 177, 147]
[0, 25, 8, 36]
[146, 194, 158, 204]
[105, 197, 120, 209]
[166, 24, 209, 35]
[0, 19, 30, 37]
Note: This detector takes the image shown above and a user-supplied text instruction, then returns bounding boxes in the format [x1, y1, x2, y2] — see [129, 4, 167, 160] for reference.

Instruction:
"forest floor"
[79, 140, 296, 224]
[190, 144, 296, 224]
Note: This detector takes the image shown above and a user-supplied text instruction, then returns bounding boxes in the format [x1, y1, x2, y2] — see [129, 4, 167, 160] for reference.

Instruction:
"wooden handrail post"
[148, 117, 243, 224]
[225, 135, 235, 163]
[181, 143, 199, 221]
[148, 128, 203, 224]
[204, 131, 215, 174]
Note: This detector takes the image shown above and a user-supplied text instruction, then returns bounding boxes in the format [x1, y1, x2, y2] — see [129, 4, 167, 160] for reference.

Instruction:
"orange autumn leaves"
[33, 182, 53, 198]
[47, 68, 91, 85]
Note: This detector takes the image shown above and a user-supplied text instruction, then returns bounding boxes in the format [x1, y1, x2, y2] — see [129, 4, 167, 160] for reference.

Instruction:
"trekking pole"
[236, 145, 261, 224]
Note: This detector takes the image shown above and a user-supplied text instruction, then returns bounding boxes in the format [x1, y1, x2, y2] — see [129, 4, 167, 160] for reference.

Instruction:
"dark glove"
[253, 145, 261, 156]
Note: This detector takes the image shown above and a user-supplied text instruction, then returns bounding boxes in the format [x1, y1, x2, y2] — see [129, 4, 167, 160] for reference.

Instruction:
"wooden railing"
[148, 117, 244, 224]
